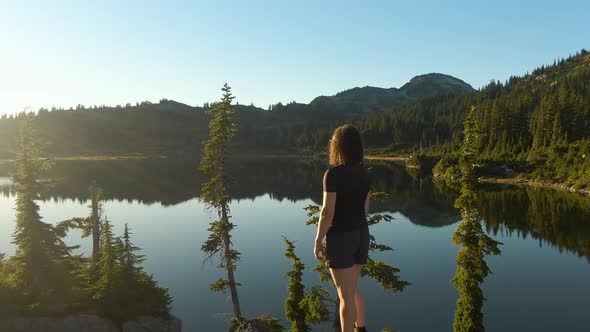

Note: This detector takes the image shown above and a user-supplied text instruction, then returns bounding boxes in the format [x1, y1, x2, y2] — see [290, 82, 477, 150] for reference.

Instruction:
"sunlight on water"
[1, 159, 590, 331]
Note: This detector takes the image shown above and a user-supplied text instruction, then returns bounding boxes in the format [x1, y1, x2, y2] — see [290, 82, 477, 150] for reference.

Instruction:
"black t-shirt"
[323, 163, 370, 234]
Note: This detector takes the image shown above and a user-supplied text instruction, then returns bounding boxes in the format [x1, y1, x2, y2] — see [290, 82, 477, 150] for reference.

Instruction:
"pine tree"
[121, 223, 145, 273]
[117, 223, 172, 322]
[200, 83, 242, 318]
[93, 217, 117, 311]
[90, 182, 104, 264]
[55, 182, 104, 282]
[283, 237, 311, 332]
[94, 220, 172, 322]
[301, 191, 409, 328]
[452, 106, 501, 332]
[10, 113, 75, 314]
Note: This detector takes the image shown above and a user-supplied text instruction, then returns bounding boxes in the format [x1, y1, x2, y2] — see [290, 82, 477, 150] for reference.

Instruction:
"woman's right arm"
[364, 190, 371, 219]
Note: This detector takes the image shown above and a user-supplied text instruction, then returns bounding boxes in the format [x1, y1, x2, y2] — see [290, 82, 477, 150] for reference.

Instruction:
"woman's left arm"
[314, 191, 335, 259]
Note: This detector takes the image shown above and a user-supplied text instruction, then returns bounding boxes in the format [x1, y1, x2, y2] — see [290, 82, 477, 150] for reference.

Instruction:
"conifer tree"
[121, 223, 145, 273]
[117, 223, 172, 322]
[10, 113, 75, 314]
[452, 106, 501, 332]
[283, 237, 311, 332]
[200, 83, 242, 318]
[90, 182, 104, 264]
[94, 220, 172, 322]
[93, 217, 117, 313]
[302, 191, 409, 328]
[56, 182, 104, 281]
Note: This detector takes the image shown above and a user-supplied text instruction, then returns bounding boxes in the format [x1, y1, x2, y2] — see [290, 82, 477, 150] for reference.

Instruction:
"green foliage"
[476, 187, 590, 260]
[362, 259, 410, 292]
[229, 315, 286, 332]
[531, 138, 590, 189]
[433, 154, 460, 184]
[93, 218, 118, 313]
[281, 237, 333, 330]
[405, 153, 437, 175]
[299, 190, 409, 326]
[451, 109, 502, 332]
[10, 114, 78, 314]
[94, 221, 172, 323]
[0, 73, 472, 159]
[282, 237, 311, 332]
[0, 253, 21, 316]
[2, 114, 172, 324]
[299, 286, 332, 324]
[199, 83, 242, 318]
[55, 182, 105, 283]
[200, 83, 238, 209]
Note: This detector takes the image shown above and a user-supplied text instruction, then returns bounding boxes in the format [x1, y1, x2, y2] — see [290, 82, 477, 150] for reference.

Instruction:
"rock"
[123, 316, 181, 332]
[0, 315, 180, 332]
[230, 317, 281, 332]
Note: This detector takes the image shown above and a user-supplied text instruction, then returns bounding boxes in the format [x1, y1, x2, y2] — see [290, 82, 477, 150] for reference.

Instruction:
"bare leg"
[330, 267, 356, 332]
[353, 264, 366, 328]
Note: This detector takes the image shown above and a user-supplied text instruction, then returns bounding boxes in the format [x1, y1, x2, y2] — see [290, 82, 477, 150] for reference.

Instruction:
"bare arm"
[315, 191, 335, 242]
[364, 190, 371, 219]
[314, 191, 335, 259]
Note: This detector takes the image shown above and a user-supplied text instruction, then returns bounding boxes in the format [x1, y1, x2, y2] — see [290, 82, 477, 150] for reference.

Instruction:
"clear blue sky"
[0, 0, 588, 115]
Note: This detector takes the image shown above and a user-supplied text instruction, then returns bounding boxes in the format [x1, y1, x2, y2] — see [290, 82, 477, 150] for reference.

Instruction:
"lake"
[1, 158, 589, 332]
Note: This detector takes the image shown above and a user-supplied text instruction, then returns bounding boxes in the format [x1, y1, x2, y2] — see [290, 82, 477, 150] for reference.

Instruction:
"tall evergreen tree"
[200, 83, 242, 318]
[283, 237, 311, 332]
[452, 106, 501, 332]
[56, 182, 104, 281]
[10, 113, 75, 314]
[121, 223, 145, 273]
[94, 220, 172, 323]
[90, 182, 104, 264]
[93, 217, 117, 313]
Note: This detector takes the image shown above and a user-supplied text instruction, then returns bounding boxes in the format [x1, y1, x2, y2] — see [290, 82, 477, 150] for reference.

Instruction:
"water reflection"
[451, 178, 501, 331]
[1, 158, 460, 226]
[2, 158, 590, 262]
[477, 187, 590, 262]
[2, 156, 590, 330]
[1, 117, 174, 329]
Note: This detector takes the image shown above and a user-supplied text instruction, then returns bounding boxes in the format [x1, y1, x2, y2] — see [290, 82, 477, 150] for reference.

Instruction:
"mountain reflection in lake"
[1, 158, 589, 331]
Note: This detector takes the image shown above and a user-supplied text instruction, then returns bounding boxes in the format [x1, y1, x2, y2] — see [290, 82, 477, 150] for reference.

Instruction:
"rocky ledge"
[0, 315, 181, 332]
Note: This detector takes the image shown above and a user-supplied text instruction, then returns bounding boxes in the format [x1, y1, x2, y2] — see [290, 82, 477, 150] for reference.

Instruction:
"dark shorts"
[325, 226, 370, 269]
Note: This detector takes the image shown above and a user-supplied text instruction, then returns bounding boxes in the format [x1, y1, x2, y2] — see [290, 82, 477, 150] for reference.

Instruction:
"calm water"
[1, 159, 589, 332]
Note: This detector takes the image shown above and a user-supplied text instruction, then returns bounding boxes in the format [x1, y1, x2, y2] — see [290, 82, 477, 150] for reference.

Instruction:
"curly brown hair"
[329, 124, 364, 166]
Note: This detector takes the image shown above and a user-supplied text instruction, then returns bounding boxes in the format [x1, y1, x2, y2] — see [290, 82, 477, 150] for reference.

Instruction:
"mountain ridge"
[305, 73, 474, 112]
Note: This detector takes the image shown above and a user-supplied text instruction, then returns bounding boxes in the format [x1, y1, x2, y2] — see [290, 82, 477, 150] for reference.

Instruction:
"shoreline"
[477, 175, 590, 196]
[3, 153, 586, 197]
[0, 153, 410, 164]
[365, 155, 409, 161]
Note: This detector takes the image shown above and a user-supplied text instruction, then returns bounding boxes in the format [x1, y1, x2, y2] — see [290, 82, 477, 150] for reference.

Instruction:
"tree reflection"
[199, 84, 243, 321]
[0, 115, 173, 325]
[452, 107, 501, 332]
[477, 187, 590, 262]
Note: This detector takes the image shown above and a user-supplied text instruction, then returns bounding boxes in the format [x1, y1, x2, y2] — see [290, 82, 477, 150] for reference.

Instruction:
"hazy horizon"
[1, 0, 588, 115]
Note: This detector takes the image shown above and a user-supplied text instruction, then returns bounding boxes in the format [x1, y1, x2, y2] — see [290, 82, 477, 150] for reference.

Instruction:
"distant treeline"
[0, 74, 473, 158]
[339, 49, 590, 157]
[1, 50, 589, 186]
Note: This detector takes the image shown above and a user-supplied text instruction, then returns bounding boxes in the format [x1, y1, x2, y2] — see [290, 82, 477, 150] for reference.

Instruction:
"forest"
[0, 73, 472, 158]
[0, 115, 173, 326]
[1, 51, 588, 190]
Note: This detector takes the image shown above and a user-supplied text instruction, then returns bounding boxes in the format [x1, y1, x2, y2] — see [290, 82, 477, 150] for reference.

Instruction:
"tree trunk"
[221, 204, 241, 318]
[91, 184, 101, 263]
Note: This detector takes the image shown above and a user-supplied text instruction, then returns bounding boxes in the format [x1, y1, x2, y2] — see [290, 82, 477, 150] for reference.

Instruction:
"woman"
[314, 124, 370, 332]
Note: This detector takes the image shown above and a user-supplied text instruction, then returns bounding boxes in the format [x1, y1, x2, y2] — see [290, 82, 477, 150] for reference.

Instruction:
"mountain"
[309, 73, 473, 113]
[400, 73, 474, 98]
[0, 72, 474, 157]
[305, 49, 590, 189]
